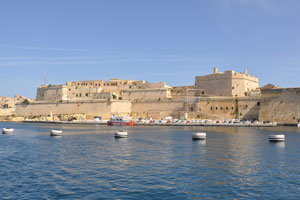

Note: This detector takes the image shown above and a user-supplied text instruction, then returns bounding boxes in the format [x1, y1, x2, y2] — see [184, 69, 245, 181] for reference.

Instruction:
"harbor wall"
[15, 97, 260, 121]
[188, 97, 260, 120]
[15, 100, 131, 120]
[131, 99, 185, 119]
[259, 88, 300, 123]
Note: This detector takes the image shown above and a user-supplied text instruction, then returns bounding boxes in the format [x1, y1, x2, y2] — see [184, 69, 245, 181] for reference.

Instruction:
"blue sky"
[0, 0, 300, 97]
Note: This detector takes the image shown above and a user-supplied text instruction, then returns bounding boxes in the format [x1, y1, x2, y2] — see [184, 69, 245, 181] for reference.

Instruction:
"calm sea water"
[0, 122, 300, 199]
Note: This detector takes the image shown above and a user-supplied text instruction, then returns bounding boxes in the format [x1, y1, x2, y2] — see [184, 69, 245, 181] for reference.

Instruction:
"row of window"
[72, 82, 131, 87]
[211, 106, 234, 110]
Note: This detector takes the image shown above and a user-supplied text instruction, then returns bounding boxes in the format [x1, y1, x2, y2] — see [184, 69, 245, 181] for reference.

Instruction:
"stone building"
[195, 68, 259, 97]
[16, 68, 265, 121]
[36, 79, 171, 102]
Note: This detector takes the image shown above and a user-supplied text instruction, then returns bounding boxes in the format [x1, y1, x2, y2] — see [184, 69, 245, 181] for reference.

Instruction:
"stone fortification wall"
[195, 71, 232, 97]
[170, 86, 205, 99]
[111, 101, 132, 115]
[259, 88, 300, 123]
[188, 96, 260, 120]
[15, 100, 131, 120]
[135, 82, 169, 89]
[131, 96, 259, 120]
[195, 68, 259, 97]
[231, 71, 259, 97]
[36, 85, 67, 102]
[66, 86, 102, 101]
[122, 89, 170, 101]
[131, 99, 185, 119]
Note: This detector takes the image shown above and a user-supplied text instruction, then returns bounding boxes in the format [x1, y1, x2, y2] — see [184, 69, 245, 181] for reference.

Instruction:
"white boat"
[269, 134, 285, 142]
[297, 123, 300, 128]
[115, 131, 128, 138]
[50, 129, 63, 136]
[2, 128, 14, 134]
[192, 132, 206, 140]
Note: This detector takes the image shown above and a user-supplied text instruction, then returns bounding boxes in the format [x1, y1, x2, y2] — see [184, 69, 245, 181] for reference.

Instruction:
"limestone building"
[16, 68, 264, 121]
[195, 68, 259, 97]
[36, 79, 171, 102]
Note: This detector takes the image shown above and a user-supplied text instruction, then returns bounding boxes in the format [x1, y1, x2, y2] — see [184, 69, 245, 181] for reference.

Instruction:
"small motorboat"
[269, 134, 285, 142]
[115, 130, 128, 138]
[50, 129, 63, 136]
[192, 132, 206, 140]
[2, 128, 14, 134]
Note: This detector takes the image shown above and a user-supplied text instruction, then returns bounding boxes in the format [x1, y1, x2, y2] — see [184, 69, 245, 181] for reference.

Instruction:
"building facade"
[195, 68, 259, 97]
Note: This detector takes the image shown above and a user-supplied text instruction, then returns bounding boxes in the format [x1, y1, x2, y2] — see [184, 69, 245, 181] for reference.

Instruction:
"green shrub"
[22, 99, 30, 105]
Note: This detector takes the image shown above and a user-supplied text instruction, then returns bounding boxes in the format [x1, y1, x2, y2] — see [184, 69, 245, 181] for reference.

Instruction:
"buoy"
[269, 134, 285, 142]
[192, 132, 206, 140]
[50, 129, 63, 136]
[115, 131, 128, 138]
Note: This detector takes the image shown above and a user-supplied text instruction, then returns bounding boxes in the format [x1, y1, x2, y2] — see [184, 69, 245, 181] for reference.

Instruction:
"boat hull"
[2, 128, 14, 134]
[108, 121, 135, 126]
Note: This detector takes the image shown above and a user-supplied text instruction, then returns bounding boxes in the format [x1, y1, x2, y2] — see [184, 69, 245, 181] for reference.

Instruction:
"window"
[226, 107, 228, 110]
[211, 107, 213, 110]
[216, 107, 218, 110]
[257, 102, 260, 106]
[232, 107, 234, 110]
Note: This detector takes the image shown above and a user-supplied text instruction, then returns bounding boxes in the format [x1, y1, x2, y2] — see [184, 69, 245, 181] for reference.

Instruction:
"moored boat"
[108, 116, 134, 126]
[192, 132, 206, 140]
[50, 129, 63, 136]
[269, 134, 285, 142]
[2, 128, 14, 134]
[115, 130, 128, 138]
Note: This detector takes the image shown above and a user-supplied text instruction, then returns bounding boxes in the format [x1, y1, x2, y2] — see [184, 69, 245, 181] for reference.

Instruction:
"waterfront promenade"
[23, 119, 278, 127]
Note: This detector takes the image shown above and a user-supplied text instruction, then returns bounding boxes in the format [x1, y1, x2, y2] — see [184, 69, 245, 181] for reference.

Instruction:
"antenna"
[44, 73, 47, 85]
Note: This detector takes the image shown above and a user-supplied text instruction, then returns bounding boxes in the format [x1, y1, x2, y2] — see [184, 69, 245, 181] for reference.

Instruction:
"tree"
[22, 99, 30, 105]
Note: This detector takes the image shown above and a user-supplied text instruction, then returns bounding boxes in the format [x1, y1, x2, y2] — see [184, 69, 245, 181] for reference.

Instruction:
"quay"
[22, 120, 278, 127]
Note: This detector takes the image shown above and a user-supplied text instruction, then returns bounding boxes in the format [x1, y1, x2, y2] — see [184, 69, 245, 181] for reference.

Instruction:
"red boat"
[107, 116, 135, 126]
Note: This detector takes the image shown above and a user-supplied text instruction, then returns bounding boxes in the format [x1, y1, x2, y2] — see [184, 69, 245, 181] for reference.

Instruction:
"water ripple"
[0, 123, 300, 199]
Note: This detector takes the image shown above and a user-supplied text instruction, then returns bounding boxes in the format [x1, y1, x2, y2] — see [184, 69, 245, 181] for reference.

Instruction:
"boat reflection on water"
[193, 139, 206, 145]
[269, 141, 285, 148]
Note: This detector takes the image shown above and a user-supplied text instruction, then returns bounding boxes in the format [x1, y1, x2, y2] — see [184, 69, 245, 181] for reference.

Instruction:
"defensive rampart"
[15, 100, 131, 120]
[259, 88, 300, 123]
